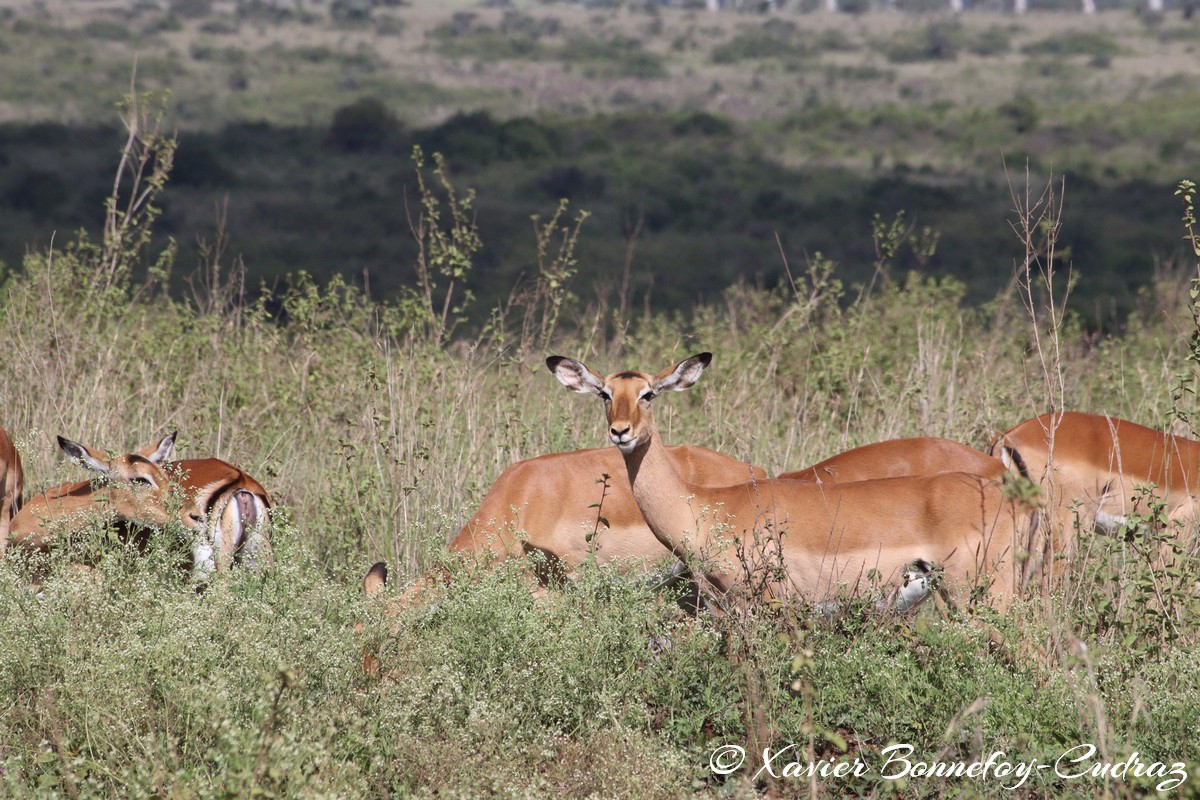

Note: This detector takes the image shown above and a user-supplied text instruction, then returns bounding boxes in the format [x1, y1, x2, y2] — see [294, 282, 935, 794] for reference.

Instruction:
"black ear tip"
[697, 352, 713, 365]
[56, 435, 69, 447]
[546, 356, 563, 372]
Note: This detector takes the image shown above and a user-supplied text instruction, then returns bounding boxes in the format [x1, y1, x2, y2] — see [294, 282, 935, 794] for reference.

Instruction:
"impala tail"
[989, 435, 1032, 481]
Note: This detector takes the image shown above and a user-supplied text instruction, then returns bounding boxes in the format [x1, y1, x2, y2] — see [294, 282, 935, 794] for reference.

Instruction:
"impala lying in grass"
[5, 433, 271, 578]
[548, 352, 1037, 611]
[992, 410, 1200, 544]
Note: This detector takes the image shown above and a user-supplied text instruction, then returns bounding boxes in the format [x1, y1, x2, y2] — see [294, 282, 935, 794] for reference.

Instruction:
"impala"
[368, 425, 1004, 610]
[434, 437, 1001, 582]
[367, 444, 764, 611]
[6, 433, 272, 578]
[7, 432, 204, 559]
[991, 410, 1200, 538]
[549, 353, 1036, 609]
[0, 425, 23, 556]
[779, 438, 1005, 484]
[449, 444, 764, 577]
[168, 457, 272, 576]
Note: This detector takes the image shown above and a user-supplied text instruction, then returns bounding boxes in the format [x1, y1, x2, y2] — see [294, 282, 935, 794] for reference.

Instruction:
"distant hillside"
[1, 1, 1197, 325]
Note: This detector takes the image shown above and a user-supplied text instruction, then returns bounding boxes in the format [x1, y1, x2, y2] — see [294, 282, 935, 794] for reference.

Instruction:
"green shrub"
[997, 92, 1039, 133]
[1021, 30, 1121, 60]
[561, 34, 667, 79]
[884, 22, 964, 63]
[327, 96, 402, 152]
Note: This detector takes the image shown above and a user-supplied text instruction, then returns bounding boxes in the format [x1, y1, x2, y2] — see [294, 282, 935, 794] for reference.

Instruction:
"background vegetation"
[2, 0, 1199, 322]
[2, 1, 1200, 797]
[0, 89, 1198, 794]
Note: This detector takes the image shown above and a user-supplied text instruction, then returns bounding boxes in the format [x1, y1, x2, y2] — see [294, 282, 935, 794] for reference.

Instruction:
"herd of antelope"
[371, 352, 1200, 617]
[2, 351, 1196, 616]
[0, 429, 270, 582]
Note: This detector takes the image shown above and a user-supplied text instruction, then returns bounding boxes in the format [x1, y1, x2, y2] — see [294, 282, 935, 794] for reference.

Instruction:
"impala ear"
[653, 352, 712, 394]
[57, 435, 110, 474]
[363, 561, 389, 599]
[142, 431, 177, 464]
[547, 356, 606, 395]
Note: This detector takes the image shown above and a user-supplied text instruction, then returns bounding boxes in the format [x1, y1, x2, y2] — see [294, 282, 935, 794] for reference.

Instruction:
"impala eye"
[132, 476, 155, 488]
[600, 389, 613, 403]
[639, 390, 656, 403]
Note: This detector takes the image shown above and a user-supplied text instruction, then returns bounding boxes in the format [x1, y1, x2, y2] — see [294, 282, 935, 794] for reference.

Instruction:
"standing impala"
[548, 353, 1035, 609]
[991, 410, 1200, 539]
[0, 425, 23, 557]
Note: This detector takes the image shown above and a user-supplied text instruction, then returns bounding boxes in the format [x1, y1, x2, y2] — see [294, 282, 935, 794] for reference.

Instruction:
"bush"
[168, 0, 212, 18]
[1021, 30, 1121, 60]
[327, 96, 402, 152]
[415, 111, 559, 165]
[885, 22, 964, 63]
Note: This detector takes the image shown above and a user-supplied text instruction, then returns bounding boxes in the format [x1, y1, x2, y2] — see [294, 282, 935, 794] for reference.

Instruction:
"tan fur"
[449, 445, 765, 571]
[168, 458, 273, 571]
[550, 354, 1036, 610]
[780, 438, 1005, 483]
[991, 410, 1200, 543]
[0, 425, 22, 558]
[7, 433, 204, 556]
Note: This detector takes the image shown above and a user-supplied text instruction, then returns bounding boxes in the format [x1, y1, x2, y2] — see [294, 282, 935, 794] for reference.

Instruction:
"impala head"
[57, 431, 204, 530]
[547, 353, 711, 454]
[57, 431, 176, 491]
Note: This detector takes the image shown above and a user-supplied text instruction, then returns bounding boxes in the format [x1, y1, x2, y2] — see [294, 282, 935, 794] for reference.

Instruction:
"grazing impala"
[0, 425, 23, 557]
[7, 433, 204, 558]
[991, 410, 1200, 538]
[7, 433, 271, 577]
[549, 353, 1036, 610]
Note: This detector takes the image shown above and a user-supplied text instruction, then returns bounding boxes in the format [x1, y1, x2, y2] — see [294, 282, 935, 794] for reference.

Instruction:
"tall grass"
[0, 101, 1198, 797]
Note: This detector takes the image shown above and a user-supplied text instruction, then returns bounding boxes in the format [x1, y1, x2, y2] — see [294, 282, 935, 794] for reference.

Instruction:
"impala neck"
[622, 421, 708, 564]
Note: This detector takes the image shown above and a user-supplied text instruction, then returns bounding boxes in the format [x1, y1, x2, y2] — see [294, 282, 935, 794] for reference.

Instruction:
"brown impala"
[992, 410, 1200, 543]
[7, 433, 271, 578]
[0, 425, 23, 557]
[548, 352, 1036, 611]
[8, 433, 204, 560]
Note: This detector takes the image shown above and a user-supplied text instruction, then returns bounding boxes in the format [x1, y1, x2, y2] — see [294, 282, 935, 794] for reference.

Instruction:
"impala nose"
[610, 424, 631, 439]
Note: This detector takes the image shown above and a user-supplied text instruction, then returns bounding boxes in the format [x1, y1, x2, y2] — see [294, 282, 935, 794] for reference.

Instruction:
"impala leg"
[192, 529, 217, 581]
